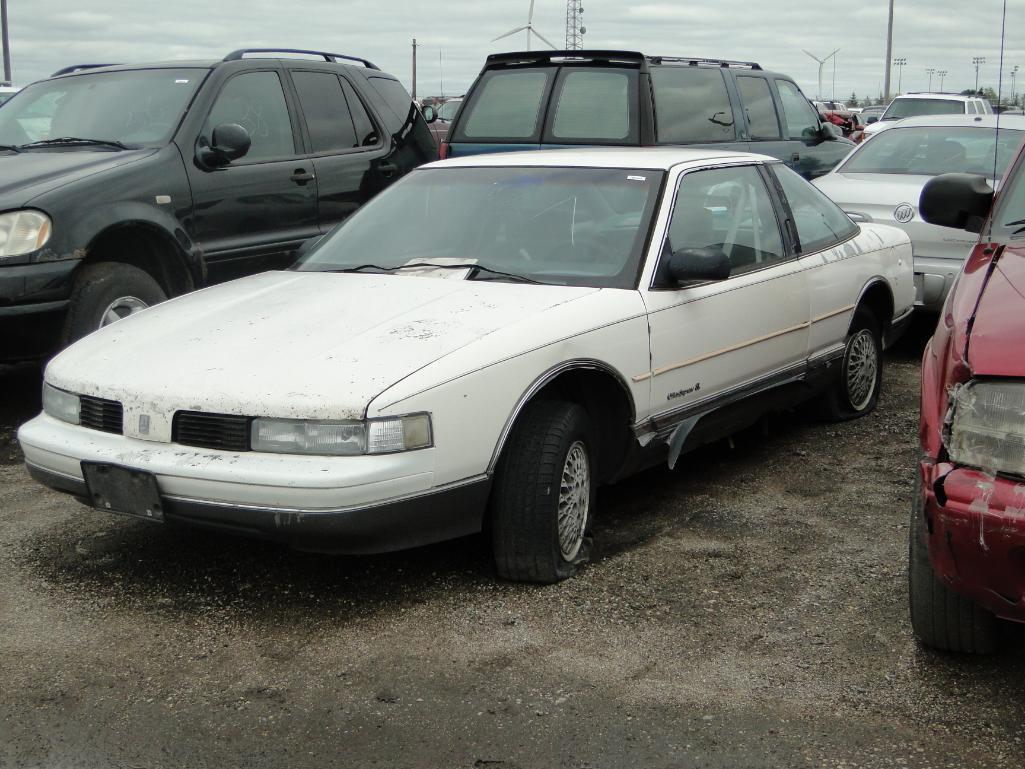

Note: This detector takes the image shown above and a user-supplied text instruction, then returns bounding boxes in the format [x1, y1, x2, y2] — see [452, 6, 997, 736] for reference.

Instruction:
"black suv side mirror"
[668, 247, 731, 283]
[197, 123, 251, 168]
[421, 105, 437, 124]
[919, 173, 995, 233]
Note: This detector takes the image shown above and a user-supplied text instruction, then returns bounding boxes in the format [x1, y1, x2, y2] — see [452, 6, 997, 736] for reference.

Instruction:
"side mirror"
[668, 247, 731, 283]
[866, 115, 879, 124]
[422, 105, 437, 124]
[196, 123, 251, 168]
[919, 173, 994, 233]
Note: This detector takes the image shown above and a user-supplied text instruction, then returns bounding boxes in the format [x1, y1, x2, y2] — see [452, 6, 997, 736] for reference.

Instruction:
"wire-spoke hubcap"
[99, 296, 149, 328]
[558, 440, 590, 561]
[846, 329, 878, 411]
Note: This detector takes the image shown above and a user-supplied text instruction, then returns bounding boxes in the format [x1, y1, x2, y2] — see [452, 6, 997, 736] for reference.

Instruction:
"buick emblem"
[894, 204, 915, 223]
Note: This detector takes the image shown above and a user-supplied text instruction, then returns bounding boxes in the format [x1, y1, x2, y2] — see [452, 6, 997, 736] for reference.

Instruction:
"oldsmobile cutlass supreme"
[19, 148, 914, 583]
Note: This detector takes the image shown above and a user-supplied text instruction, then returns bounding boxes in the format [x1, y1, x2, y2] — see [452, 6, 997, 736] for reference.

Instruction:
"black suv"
[443, 50, 852, 178]
[0, 49, 436, 362]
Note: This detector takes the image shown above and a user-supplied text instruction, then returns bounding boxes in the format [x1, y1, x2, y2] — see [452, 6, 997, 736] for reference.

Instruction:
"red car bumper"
[920, 461, 1025, 622]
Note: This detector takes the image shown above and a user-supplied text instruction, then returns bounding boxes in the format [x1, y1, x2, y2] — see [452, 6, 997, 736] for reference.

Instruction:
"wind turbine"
[493, 0, 558, 51]
[803, 48, 840, 101]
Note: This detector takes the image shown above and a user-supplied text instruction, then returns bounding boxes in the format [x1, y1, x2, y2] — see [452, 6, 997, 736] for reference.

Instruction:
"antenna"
[565, 0, 585, 51]
[802, 48, 839, 101]
[492, 0, 557, 51]
[991, 0, 1007, 201]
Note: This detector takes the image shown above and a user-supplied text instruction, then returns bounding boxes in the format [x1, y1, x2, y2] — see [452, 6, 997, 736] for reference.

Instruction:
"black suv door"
[185, 68, 319, 284]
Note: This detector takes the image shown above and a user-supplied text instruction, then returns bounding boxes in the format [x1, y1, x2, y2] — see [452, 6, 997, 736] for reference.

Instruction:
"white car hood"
[46, 271, 601, 439]
[814, 172, 977, 261]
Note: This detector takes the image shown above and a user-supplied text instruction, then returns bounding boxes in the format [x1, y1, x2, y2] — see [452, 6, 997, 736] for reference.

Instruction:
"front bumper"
[19, 414, 488, 554]
[0, 260, 78, 361]
[920, 460, 1025, 623]
[913, 255, 965, 312]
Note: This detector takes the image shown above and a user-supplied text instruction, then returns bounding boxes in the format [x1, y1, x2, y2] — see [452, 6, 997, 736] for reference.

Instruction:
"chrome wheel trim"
[558, 440, 590, 561]
[99, 296, 149, 328]
[846, 329, 878, 411]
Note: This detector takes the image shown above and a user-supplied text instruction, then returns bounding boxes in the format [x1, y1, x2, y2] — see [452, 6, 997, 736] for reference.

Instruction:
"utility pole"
[1, 0, 11, 87]
[411, 38, 419, 101]
[893, 57, 907, 95]
[938, 70, 948, 91]
[973, 56, 985, 93]
[883, 0, 894, 100]
[926, 67, 935, 91]
[439, 49, 444, 100]
[1013, 65, 1020, 107]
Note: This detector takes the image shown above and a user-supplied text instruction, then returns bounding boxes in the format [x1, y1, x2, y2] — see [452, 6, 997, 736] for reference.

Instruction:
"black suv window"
[736, 77, 781, 140]
[550, 69, 635, 142]
[774, 80, 819, 140]
[772, 164, 858, 252]
[292, 71, 358, 153]
[651, 67, 736, 143]
[461, 69, 552, 140]
[205, 71, 295, 160]
[340, 79, 379, 147]
[367, 76, 416, 128]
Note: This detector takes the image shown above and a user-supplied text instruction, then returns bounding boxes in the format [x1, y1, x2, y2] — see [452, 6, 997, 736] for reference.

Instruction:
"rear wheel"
[908, 475, 996, 654]
[62, 262, 167, 345]
[490, 400, 595, 583]
[817, 309, 882, 421]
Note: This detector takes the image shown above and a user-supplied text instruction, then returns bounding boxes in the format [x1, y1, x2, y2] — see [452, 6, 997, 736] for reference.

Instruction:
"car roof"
[426, 147, 776, 171]
[892, 92, 983, 103]
[882, 114, 1025, 129]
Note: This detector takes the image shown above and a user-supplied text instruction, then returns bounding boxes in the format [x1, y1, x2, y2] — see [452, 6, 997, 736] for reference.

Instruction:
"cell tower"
[565, 0, 585, 50]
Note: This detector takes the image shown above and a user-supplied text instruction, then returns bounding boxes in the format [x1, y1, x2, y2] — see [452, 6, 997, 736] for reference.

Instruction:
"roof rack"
[223, 48, 379, 70]
[648, 56, 762, 70]
[51, 64, 120, 77]
[486, 50, 646, 67]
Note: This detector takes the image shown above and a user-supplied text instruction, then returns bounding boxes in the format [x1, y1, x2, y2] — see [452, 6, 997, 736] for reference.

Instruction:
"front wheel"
[490, 400, 595, 584]
[816, 309, 882, 421]
[62, 262, 167, 346]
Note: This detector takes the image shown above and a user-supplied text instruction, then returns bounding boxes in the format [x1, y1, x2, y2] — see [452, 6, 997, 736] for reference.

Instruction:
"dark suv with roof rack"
[442, 50, 852, 178]
[0, 48, 436, 362]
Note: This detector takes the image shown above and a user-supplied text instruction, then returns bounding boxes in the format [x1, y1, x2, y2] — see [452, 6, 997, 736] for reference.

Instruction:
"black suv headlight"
[0, 210, 52, 258]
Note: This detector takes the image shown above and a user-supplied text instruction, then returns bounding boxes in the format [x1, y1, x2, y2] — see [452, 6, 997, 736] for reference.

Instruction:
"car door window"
[775, 80, 819, 140]
[550, 69, 635, 141]
[665, 165, 786, 276]
[651, 67, 736, 143]
[205, 71, 295, 161]
[292, 72, 358, 153]
[736, 77, 782, 140]
[339, 79, 380, 147]
[772, 164, 858, 252]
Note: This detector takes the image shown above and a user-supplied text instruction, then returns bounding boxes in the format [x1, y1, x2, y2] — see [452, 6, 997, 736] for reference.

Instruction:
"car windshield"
[881, 98, 964, 120]
[437, 100, 461, 121]
[295, 166, 665, 289]
[995, 152, 1025, 240]
[0, 69, 204, 148]
[840, 125, 1024, 178]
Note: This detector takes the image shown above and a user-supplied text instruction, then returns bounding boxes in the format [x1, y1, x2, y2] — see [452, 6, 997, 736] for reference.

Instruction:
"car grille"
[78, 395, 124, 434]
[173, 411, 251, 452]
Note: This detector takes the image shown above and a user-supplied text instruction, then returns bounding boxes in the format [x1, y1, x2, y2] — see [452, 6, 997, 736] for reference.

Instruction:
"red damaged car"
[910, 141, 1025, 653]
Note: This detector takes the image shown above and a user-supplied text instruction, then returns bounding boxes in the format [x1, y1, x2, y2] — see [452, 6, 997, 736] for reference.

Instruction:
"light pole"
[938, 69, 948, 91]
[803, 48, 839, 100]
[1, 0, 11, 87]
[411, 38, 420, 101]
[926, 67, 935, 92]
[973, 56, 985, 93]
[883, 0, 894, 100]
[1012, 65, 1020, 107]
[893, 57, 907, 95]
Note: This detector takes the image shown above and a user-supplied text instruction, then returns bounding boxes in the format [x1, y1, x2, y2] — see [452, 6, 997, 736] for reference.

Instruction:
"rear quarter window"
[459, 69, 552, 140]
[651, 66, 736, 143]
[366, 76, 417, 130]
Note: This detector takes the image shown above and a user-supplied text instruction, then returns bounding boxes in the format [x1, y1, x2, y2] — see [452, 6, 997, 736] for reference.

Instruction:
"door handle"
[291, 168, 315, 185]
[378, 162, 398, 178]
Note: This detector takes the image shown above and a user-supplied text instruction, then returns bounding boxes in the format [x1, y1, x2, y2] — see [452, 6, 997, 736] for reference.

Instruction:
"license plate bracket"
[81, 462, 164, 522]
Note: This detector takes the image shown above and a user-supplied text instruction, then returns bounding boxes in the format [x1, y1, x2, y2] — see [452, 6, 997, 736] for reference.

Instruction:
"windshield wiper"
[324, 262, 543, 284]
[18, 137, 134, 150]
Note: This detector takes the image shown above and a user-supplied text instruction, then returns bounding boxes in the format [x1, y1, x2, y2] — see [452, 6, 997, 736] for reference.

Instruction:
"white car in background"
[0, 85, 18, 105]
[19, 148, 913, 583]
[814, 114, 1025, 310]
[862, 92, 993, 140]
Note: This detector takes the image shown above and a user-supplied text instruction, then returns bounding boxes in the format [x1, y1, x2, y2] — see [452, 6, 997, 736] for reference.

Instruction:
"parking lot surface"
[2, 339, 1024, 769]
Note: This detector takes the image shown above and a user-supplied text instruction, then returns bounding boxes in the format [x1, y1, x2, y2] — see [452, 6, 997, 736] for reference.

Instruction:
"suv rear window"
[461, 69, 552, 140]
[651, 67, 736, 143]
[882, 98, 965, 120]
[550, 69, 634, 142]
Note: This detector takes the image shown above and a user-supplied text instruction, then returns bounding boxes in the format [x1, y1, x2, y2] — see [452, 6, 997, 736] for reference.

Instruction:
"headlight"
[42, 383, 80, 424]
[948, 381, 1025, 476]
[0, 210, 52, 258]
[250, 414, 432, 456]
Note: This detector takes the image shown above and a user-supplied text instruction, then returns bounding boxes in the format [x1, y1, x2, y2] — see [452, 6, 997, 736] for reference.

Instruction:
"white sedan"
[19, 148, 914, 583]
[815, 115, 1025, 310]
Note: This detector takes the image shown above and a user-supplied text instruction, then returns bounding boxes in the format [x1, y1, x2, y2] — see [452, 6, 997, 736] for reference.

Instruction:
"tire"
[62, 262, 167, 346]
[908, 474, 996, 654]
[490, 400, 595, 584]
[816, 309, 882, 421]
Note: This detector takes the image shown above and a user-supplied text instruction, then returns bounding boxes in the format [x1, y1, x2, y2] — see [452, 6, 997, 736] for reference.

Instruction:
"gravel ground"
[2, 335, 1024, 769]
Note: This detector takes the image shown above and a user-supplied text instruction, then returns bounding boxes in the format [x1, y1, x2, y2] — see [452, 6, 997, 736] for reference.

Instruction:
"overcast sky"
[5, 1, 1024, 102]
